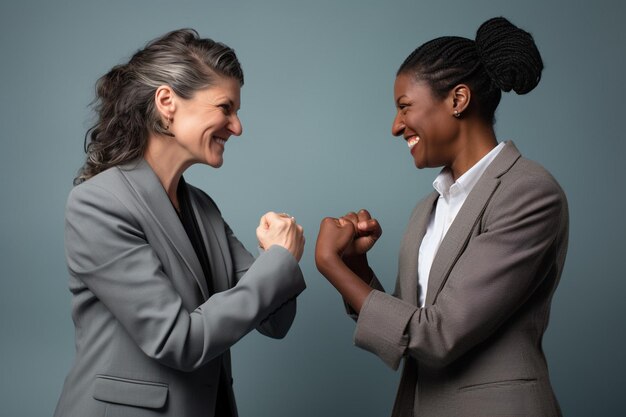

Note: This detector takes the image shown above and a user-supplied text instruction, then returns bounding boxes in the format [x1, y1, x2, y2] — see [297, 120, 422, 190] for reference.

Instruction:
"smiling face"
[392, 73, 460, 169]
[169, 76, 242, 169]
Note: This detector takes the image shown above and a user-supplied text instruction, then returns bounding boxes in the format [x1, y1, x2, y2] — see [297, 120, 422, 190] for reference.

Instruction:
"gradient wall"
[1, 1, 623, 416]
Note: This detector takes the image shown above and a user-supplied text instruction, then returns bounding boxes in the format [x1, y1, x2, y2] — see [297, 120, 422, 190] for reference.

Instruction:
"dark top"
[177, 177, 215, 295]
[177, 177, 231, 417]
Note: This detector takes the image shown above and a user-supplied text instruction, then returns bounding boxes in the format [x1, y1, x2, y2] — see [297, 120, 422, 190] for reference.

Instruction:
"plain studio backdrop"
[0, 1, 623, 416]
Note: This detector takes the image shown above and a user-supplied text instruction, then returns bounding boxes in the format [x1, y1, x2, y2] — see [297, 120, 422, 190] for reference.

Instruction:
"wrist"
[342, 254, 373, 282]
[315, 250, 342, 274]
[343, 253, 368, 269]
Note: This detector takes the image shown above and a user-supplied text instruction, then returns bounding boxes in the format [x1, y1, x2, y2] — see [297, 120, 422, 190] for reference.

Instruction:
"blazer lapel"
[117, 159, 210, 299]
[425, 141, 522, 306]
[398, 191, 438, 306]
[189, 193, 232, 292]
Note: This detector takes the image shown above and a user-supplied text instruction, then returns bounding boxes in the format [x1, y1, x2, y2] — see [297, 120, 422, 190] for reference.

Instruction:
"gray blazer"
[353, 142, 568, 417]
[54, 159, 306, 417]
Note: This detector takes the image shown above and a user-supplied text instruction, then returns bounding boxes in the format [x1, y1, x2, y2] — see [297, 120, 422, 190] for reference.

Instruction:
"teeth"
[214, 137, 226, 145]
[407, 136, 420, 149]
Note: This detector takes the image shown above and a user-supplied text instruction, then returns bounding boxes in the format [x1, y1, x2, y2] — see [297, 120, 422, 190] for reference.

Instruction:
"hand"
[339, 209, 382, 257]
[315, 216, 375, 313]
[315, 217, 356, 268]
[256, 212, 305, 262]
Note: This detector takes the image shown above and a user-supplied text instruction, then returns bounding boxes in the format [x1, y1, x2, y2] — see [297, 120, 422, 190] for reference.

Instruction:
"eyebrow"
[225, 98, 241, 111]
[395, 95, 408, 106]
[214, 98, 239, 112]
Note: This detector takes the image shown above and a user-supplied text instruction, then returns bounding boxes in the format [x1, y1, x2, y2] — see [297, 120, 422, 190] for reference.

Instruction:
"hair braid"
[397, 17, 543, 123]
[475, 17, 543, 94]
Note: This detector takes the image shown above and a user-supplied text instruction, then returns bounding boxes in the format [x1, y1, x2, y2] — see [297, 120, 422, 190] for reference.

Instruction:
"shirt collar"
[432, 141, 506, 198]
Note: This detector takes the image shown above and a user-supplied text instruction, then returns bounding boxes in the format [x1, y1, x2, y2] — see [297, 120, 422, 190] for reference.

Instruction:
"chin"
[204, 152, 224, 168]
[413, 158, 426, 169]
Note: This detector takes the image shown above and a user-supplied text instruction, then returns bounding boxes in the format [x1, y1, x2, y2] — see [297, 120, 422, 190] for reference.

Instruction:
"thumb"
[338, 217, 356, 234]
[337, 217, 352, 228]
[337, 217, 354, 229]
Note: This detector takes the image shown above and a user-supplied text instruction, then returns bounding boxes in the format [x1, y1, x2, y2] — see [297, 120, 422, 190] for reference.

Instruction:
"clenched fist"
[315, 217, 357, 262]
[256, 212, 305, 262]
[339, 209, 382, 258]
[315, 210, 381, 281]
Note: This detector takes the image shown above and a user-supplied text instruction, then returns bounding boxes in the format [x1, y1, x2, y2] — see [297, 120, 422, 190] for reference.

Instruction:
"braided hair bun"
[475, 17, 543, 94]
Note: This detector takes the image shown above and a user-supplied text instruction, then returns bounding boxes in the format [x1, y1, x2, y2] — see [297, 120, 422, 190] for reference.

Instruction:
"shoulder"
[500, 156, 567, 204]
[483, 142, 564, 199]
[484, 155, 569, 230]
[66, 166, 134, 220]
[70, 165, 126, 196]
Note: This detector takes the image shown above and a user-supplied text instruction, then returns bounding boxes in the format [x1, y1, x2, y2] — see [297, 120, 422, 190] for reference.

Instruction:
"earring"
[453, 110, 461, 118]
[164, 116, 172, 130]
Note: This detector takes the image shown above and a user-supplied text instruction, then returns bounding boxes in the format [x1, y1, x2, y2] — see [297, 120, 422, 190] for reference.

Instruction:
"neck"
[449, 121, 498, 181]
[144, 134, 192, 210]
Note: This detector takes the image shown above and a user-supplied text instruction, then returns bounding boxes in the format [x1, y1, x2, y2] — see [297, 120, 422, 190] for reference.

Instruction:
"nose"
[228, 114, 243, 136]
[391, 111, 405, 137]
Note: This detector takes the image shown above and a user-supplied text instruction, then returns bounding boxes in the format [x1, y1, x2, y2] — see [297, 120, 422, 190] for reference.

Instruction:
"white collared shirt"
[417, 141, 505, 307]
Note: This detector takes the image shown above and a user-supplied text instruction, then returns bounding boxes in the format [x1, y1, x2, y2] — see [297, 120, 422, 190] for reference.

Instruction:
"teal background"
[1, 0, 624, 416]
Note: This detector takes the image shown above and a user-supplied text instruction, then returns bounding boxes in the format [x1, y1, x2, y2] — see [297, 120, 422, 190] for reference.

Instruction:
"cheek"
[194, 120, 218, 144]
[205, 114, 229, 135]
[175, 114, 202, 138]
[428, 111, 456, 139]
[404, 112, 422, 133]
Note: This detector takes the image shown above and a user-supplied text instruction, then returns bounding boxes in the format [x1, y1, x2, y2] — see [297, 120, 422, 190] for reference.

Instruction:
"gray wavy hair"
[75, 28, 244, 184]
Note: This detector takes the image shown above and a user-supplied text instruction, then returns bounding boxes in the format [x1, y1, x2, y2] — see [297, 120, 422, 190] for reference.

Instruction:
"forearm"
[256, 298, 297, 339]
[174, 246, 305, 369]
[317, 253, 373, 313]
[342, 254, 374, 285]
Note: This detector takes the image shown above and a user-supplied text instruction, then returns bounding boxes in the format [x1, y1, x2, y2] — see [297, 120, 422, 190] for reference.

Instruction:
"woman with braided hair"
[315, 17, 567, 417]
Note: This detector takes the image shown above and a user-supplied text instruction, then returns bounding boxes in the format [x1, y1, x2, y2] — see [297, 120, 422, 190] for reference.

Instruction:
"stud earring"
[453, 110, 461, 118]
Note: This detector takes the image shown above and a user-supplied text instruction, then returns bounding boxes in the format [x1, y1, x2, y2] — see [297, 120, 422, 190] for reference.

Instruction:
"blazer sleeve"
[223, 221, 304, 339]
[65, 183, 306, 372]
[353, 174, 567, 370]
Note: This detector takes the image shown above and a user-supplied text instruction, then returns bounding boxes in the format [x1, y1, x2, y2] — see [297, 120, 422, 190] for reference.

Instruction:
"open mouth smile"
[406, 135, 420, 150]
[213, 136, 227, 146]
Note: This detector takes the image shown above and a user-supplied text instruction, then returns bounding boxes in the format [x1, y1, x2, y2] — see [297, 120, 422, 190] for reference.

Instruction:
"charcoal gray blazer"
[54, 159, 306, 417]
[353, 141, 568, 417]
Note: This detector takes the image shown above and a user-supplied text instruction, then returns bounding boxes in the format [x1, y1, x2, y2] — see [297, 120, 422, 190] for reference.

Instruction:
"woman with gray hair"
[54, 29, 306, 417]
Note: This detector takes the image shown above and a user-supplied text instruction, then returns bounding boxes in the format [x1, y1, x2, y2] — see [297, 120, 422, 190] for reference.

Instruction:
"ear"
[154, 85, 177, 121]
[449, 84, 471, 117]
